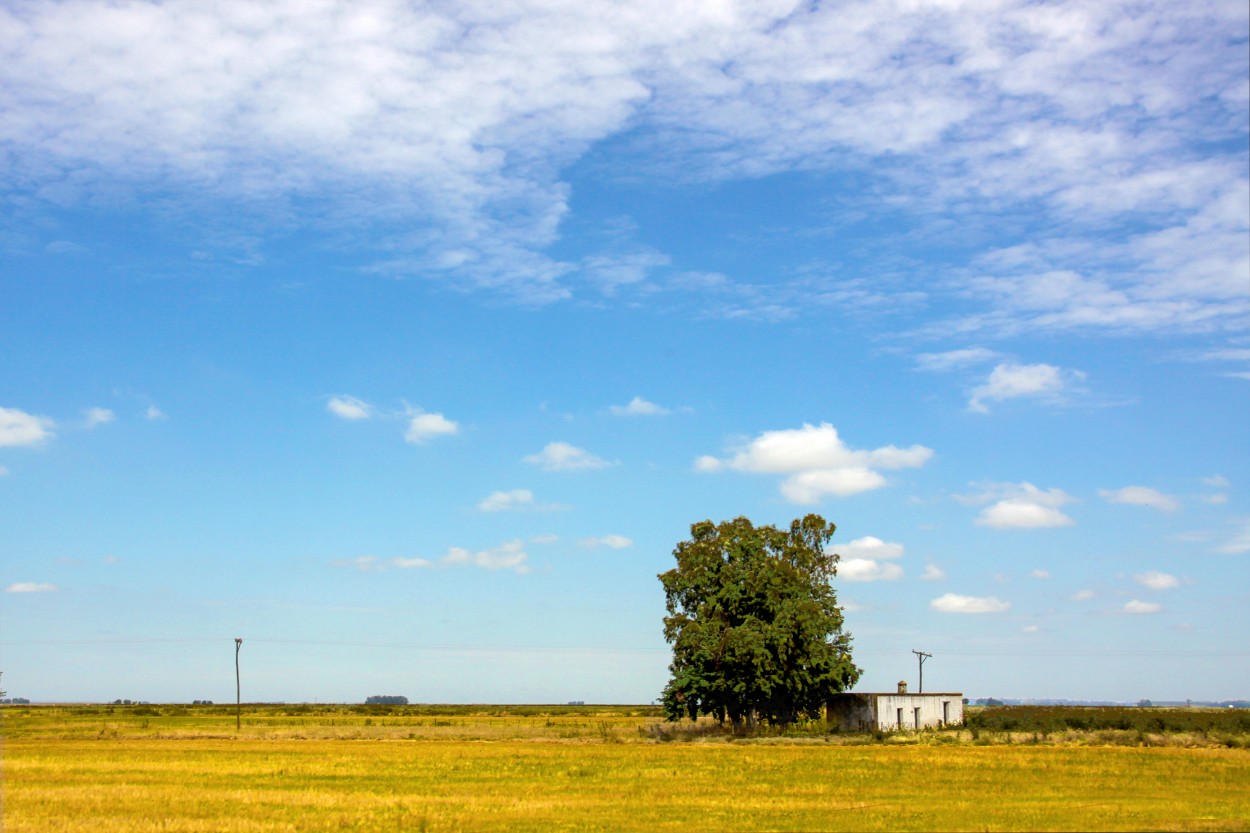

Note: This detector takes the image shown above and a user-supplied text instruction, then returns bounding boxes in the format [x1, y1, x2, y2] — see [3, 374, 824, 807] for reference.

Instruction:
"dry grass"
[3, 705, 1248, 831]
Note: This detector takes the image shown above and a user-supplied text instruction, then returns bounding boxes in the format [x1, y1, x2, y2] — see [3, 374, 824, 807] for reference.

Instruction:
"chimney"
[897, 680, 908, 694]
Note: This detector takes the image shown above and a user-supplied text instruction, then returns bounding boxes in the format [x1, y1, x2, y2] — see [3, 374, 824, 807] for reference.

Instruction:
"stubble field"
[3, 704, 1248, 832]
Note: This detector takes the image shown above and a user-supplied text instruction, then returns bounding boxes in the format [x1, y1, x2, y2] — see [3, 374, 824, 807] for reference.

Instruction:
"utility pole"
[234, 638, 243, 732]
[912, 650, 932, 693]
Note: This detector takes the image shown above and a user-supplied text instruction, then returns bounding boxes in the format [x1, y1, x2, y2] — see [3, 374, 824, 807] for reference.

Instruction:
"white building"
[826, 681, 963, 731]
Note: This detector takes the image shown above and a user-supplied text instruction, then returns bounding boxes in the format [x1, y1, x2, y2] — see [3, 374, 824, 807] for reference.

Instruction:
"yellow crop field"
[3, 706, 1248, 832]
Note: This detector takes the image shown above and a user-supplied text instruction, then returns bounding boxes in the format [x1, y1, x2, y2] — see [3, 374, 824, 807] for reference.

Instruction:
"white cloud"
[609, 396, 669, 416]
[524, 441, 611, 472]
[1200, 493, 1229, 506]
[1213, 521, 1250, 555]
[0, 0, 1243, 321]
[920, 564, 946, 582]
[1099, 486, 1180, 512]
[1134, 571, 1179, 590]
[84, 407, 115, 428]
[697, 422, 931, 504]
[1022, 624, 1041, 633]
[404, 410, 458, 444]
[1202, 475, 1231, 488]
[915, 348, 998, 372]
[579, 534, 634, 550]
[327, 395, 373, 420]
[1071, 589, 1096, 601]
[968, 363, 1085, 413]
[0, 465, 7, 476]
[840, 558, 904, 582]
[838, 536, 905, 560]
[967, 482, 1077, 529]
[5, 582, 58, 593]
[1123, 599, 1162, 614]
[441, 540, 530, 573]
[1029, 569, 1050, 579]
[477, 489, 566, 512]
[145, 405, 167, 420]
[0, 407, 55, 447]
[330, 556, 387, 573]
[391, 557, 434, 569]
[930, 594, 1010, 614]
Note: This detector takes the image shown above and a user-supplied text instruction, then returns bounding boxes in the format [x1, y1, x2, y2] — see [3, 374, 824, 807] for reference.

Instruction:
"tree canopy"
[658, 514, 860, 728]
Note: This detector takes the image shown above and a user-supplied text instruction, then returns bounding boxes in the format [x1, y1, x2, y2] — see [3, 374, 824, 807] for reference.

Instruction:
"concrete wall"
[827, 693, 963, 731]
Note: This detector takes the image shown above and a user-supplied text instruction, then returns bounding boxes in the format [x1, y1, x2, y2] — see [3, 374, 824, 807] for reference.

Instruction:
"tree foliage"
[659, 514, 860, 728]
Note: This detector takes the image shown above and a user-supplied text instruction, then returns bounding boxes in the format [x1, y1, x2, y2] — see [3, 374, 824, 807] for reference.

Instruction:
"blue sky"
[1, 0, 1247, 705]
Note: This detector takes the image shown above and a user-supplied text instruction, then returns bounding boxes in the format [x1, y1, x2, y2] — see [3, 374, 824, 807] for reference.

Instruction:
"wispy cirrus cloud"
[1099, 486, 1180, 512]
[696, 422, 931, 504]
[1, 0, 1242, 322]
[327, 395, 373, 421]
[333, 540, 531, 574]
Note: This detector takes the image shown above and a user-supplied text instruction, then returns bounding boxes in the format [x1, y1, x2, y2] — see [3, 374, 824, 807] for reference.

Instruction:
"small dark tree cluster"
[365, 695, 409, 705]
[659, 514, 860, 729]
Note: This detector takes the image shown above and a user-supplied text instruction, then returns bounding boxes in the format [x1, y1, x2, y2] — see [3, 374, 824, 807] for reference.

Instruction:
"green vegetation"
[660, 515, 859, 728]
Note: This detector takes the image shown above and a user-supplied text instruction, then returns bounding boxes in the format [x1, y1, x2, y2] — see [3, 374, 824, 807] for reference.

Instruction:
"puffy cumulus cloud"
[1099, 486, 1180, 512]
[1071, 589, 1097, 602]
[1135, 570, 1179, 590]
[1123, 599, 1162, 614]
[838, 536, 905, 560]
[579, 534, 634, 550]
[964, 482, 1077, 529]
[0, 406, 55, 447]
[921, 564, 946, 581]
[441, 540, 530, 573]
[609, 396, 669, 416]
[327, 395, 373, 420]
[144, 405, 167, 421]
[968, 362, 1085, 413]
[84, 407, 115, 428]
[839, 558, 903, 582]
[1202, 475, 1232, 489]
[404, 410, 458, 444]
[1029, 569, 1051, 579]
[696, 423, 931, 504]
[5, 582, 58, 593]
[524, 441, 612, 472]
[476, 489, 565, 512]
[930, 593, 1010, 614]
[1022, 624, 1041, 633]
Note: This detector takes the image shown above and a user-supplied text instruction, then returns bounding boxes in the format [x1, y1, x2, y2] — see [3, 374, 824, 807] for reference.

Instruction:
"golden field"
[3, 705, 1248, 832]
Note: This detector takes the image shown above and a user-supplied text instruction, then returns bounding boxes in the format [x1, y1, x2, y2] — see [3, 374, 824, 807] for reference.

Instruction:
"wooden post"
[234, 638, 243, 732]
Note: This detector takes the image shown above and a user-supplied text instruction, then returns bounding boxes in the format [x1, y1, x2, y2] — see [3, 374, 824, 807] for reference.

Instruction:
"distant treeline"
[972, 698, 1249, 708]
[364, 695, 409, 705]
[967, 705, 1250, 734]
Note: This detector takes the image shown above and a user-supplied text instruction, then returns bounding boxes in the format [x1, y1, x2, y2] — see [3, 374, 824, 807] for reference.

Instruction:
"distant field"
[3, 704, 1248, 832]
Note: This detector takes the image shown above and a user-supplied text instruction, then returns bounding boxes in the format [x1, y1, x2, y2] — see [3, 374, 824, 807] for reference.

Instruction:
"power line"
[0, 638, 1245, 659]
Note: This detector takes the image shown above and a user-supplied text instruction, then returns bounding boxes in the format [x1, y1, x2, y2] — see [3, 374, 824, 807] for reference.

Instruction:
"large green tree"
[658, 514, 860, 728]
